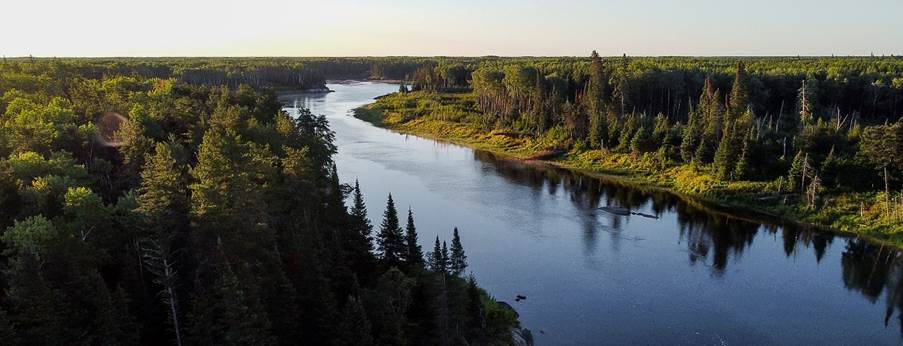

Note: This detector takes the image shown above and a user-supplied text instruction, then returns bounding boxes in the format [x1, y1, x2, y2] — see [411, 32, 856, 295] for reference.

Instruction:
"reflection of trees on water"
[474, 150, 903, 335]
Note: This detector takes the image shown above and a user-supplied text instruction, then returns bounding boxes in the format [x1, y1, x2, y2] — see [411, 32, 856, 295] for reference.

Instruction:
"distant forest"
[369, 53, 903, 234]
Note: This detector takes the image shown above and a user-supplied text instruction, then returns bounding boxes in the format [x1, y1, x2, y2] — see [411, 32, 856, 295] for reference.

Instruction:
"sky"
[2, 0, 901, 57]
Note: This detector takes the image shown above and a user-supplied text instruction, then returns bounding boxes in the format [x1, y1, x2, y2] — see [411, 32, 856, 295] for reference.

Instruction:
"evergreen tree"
[587, 51, 608, 149]
[729, 61, 750, 118]
[465, 275, 486, 343]
[733, 128, 752, 180]
[378, 193, 405, 266]
[630, 124, 651, 154]
[92, 275, 139, 345]
[441, 241, 450, 274]
[429, 236, 445, 274]
[218, 264, 276, 345]
[338, 297, 373, 346]
[6, 253, 72, 344]
[787, 150, 811, 193]
[449, 228, 468, 276]
[680, 101, 700, 162]
[138, 142, 187, 237]
[405, 207, 424, 267]
[695, 79, 723, 163]
[820, 147, 839, 188]
[348, 180, 375, 273]
[714, 120, 738, 180]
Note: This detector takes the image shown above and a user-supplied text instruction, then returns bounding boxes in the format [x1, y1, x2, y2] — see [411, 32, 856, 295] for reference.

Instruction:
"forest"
[0, 58, 523, 345]
[359, 53, 903, 238]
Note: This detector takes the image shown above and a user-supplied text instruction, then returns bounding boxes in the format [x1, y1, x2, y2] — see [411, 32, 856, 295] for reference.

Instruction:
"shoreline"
[353, 101, 903, 248]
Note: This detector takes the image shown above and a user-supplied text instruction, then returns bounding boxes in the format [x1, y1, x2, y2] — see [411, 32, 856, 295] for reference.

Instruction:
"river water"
[280, 81, 903, 345]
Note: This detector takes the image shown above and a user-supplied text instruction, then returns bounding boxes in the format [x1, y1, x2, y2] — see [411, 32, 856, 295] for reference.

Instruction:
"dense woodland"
[0, 59, 523, 345]
[1, 54, 902, 344]
[374, 53, 903, 235]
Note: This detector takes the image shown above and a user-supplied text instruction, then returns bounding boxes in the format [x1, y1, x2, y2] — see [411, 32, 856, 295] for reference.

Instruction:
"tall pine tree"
[377, 194, 405, 266]
[449, 228, 467, 276]
[405, 207, 424, 267]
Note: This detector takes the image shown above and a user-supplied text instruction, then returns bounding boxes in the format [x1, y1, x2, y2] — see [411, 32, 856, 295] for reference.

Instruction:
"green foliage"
[359, 53, 903, 236]
[0, 61, 518, 345]
[2, 215, 57, 257]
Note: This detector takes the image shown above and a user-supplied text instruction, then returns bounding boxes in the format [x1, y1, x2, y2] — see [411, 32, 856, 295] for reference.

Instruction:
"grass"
[355, 91, 903, 246]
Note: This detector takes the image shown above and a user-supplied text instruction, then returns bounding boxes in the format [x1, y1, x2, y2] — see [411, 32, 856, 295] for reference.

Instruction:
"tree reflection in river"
[473, 150, 903, 334]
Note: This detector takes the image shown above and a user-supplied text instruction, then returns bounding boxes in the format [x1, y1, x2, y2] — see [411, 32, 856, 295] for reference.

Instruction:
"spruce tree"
[338, 297, 373, 346]
[449, 228, 468, 276]
[465, 275, 486, 343]
[138, 142, 187, 240]
[696, 79, 723, 163]
[733, 128, 752, 180]
[405, 207, 424, 267]
[729, 61, 749, 118]
[429, 236, 444, 273]
[378, 193, 405, 266]
[714, 120, 738, 180]
[6, 253, 72, 344]
[680, 101, 700, 162]
[348, 180, 375, 273]
[587, 51, 608, 149]
[441, 241, 450, 274]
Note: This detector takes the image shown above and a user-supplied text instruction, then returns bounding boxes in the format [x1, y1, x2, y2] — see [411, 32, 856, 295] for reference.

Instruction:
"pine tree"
[587, 51, 608, 149]
[714, 120, 738, 180]
[733, 128, 752, 180]
[441, 241, 450, 274]
[338, 297, 373, 346]
[405, 207, 424, 267]
[820, 147, 839, 188]
[218, 262, 276, 345]
[6, 253, 72, 344]
[787, 150, 811, 193]
[449, 228, 468, 276]
[348, 180, 375, 273]
[92, 275, 139, 345]
[138, 142, 187, 238]
[429, 236, 445, 273]
[695, 79, 723, 163]
[680, 101, 700, 162]
[378, 193, 405, 266]
[630, 124, 651, 154]
[729, 61, 749, 118]
[465, 275, 486, 343]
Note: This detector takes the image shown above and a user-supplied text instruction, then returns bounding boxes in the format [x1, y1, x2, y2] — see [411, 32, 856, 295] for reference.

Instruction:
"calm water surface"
[281, 82, 903, 345]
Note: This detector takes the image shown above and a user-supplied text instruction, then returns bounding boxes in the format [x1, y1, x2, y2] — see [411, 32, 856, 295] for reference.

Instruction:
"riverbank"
[354, 91, 903, 246]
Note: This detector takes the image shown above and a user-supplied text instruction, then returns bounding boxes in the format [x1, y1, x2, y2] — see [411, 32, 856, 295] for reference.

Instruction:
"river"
[280, 81, 903, 345]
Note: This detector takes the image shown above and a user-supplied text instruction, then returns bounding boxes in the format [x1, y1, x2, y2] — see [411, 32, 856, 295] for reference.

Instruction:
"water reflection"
[473, 150, 903, 334]
[281, 82, 903, 343]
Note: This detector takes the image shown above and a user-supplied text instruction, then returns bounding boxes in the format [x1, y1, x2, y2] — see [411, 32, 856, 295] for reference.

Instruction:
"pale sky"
[2, 0, 901, 57]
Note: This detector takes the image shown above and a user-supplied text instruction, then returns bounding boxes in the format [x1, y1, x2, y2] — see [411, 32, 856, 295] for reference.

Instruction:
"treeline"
[0, 64, 521, 344]
[398, 52, 903, 230]
[0, 57, 481, 92]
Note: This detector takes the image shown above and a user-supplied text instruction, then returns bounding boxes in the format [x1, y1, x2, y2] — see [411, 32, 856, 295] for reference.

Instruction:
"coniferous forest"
[0, 58, 522, 345]
[358, 53, 903, 239]
[2, 54, 903, 344]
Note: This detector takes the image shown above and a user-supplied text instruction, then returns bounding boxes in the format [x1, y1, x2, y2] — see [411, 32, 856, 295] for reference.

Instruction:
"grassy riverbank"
[355, 91, 903, 245]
